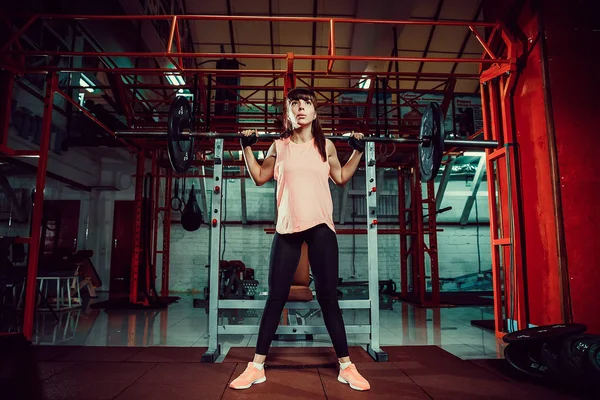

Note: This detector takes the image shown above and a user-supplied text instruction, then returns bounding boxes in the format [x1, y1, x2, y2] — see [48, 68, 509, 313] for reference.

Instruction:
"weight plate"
[502, 323, 587, 344]
[541, 342, 571, 382]
[588, 342, 600, 373]
[167, 96, 194, 173]
[558, 334, 600, 379]
[418, 102, 445, 182]
[504, 343, 550, 380]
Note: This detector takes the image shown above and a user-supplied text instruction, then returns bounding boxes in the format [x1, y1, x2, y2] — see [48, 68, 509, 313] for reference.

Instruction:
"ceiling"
[181, 0, 485, 95]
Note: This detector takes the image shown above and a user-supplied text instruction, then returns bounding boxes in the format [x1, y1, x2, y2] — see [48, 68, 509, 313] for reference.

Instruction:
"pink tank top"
[273, 137, 335, 234]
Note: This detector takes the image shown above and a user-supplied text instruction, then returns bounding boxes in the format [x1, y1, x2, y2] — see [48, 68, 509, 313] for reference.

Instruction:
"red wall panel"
[484, 0, 600, 332]
[512, 13, 564, 327]
[541, 1, 600, 333]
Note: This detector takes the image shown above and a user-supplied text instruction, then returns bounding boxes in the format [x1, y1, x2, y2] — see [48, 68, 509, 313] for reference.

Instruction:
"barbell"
[115, 96, 498, 181]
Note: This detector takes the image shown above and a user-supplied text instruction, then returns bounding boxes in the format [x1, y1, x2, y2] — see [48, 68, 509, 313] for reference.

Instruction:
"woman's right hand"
[240, 129, 259, 149]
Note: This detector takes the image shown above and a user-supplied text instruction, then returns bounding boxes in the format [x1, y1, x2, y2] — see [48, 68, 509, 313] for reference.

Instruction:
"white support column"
[198, 165, 208, 223]
[364, 141, 388, 361]
[203, 139, 223, 362]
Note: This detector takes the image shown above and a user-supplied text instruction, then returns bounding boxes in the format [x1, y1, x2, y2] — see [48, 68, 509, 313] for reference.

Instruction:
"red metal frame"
[397, 162, 441, 307]
[398, 169, 410, 296]
[0, 72, 13, 147]
[150, 151, 159, 298]
[414, 164, 426, 305]
[21, 73, 57, 339]
[482, 65, 527, 337]
[148, 150, 174, 297]
[4, 14, 504, 73]
[426, 180, 440, 306]
[130, 151, 145, 304]
[161, 168, 173, 296]
[1, 13, 524, 339]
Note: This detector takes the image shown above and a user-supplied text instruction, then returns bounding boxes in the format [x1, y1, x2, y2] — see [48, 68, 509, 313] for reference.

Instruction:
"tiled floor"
[28, 292, 506, 361]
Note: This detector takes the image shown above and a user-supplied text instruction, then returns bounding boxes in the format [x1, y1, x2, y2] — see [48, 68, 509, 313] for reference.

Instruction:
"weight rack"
[202, 140, 387, 362]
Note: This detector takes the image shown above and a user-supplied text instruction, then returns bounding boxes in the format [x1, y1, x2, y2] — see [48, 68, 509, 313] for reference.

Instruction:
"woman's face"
[288, 97, 316, 128]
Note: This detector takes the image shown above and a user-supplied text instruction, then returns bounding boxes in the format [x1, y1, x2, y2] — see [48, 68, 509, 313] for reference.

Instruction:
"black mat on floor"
[90, 296, 180, 310]
[24, 344, 589, 400]
[394, 291, 494, 307]
[471, 319, 496, 332]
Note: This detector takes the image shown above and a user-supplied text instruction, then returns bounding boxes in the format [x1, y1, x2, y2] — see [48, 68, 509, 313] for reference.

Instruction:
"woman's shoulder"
[272, 136, 288, 154]
[325, 137, 335, 150]
[275, 136, 291, 146]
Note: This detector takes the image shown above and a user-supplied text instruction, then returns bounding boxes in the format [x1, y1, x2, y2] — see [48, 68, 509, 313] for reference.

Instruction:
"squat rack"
[0, 13, 524, 342]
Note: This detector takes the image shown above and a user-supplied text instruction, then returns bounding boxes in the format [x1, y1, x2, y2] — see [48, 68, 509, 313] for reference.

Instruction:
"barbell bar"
[115, 96, 498, 181]
[114, 129, 498, 149]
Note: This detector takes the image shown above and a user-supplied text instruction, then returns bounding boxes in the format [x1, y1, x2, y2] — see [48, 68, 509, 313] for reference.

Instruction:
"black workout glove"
[240, 132, 258, 149]
[348, 135, 365, 153]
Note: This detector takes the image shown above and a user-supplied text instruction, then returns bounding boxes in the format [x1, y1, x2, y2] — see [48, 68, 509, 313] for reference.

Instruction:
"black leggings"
[255, 223, 349, 358]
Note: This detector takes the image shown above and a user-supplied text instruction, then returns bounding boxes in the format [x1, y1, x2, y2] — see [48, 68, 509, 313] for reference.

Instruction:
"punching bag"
[181, 184, 203, 232]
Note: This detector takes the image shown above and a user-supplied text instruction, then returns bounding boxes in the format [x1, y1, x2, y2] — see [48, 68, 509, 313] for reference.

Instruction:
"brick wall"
[168, 172, 492, 294]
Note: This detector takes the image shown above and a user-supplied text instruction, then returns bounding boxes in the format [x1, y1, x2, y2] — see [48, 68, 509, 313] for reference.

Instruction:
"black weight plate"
[541, 342, 571, 382]
[588, 342, 600, 374]
[558, 334, 600, 379]
[504, 343, 550, 379]
[167, 96, 194, 173]
[502, 323, 587, 344]
[418, 102, 445, 182]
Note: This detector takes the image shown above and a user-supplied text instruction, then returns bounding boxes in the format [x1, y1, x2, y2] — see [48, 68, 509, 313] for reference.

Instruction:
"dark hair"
[281, 87, 327, 162]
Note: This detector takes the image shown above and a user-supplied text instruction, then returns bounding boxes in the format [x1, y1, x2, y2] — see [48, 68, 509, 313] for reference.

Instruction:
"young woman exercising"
[229, 87, 370, 391]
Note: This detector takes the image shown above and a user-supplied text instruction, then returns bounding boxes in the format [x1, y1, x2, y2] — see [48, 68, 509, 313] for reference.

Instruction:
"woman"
[229, 88, 370, 391]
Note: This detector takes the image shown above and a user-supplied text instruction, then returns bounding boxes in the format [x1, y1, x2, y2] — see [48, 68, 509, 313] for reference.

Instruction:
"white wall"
[90, 158, 139, 289]
[1, 78, 139, 293]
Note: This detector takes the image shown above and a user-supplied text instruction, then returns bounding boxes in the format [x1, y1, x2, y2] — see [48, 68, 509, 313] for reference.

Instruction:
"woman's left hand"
[348, 131, 365, 152]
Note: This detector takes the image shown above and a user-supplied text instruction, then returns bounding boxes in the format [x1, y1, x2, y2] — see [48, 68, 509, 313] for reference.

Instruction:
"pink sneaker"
[229, 362, 266, 389]
[338, 364, 370, 391]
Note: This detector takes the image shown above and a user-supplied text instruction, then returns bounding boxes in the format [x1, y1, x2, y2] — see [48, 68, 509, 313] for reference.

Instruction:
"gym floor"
[34, 293, 502, 359]
[25, 295, 593, 400]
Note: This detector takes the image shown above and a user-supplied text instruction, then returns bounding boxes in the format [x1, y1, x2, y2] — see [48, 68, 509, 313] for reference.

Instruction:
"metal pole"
[414, 163, 426, 306]
[150, 151, 159, 297]
[2, 13, 500, 27]
[202, 138, 223, 362]
[130, 151, 145, 305]
[427, 180, 440, 307]
[22, 73, 57, 340]
[114, 130, 499, 148]
[398, 169, 408, 295]
[365, 141, 387, 362]
[162, 168, 172, 297]
[0, 71, 14, 146]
